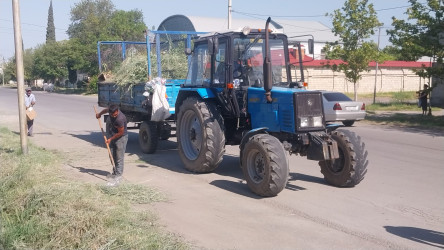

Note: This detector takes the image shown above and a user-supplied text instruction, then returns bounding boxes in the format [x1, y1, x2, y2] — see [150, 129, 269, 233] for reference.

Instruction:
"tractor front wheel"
[241, 134, 289, 197]
[319, 129, 368, 187]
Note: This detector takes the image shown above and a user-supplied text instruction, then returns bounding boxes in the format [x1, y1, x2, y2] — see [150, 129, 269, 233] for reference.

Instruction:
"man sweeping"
[95, 104, 128, 186]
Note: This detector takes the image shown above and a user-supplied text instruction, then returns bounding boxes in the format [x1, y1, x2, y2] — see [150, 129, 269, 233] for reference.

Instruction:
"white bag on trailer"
[150, 79, 170, 121]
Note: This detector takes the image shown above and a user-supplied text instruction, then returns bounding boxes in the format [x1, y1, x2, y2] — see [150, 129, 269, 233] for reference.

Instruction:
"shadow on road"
[209, 179, 259, 198]
[67, 163, 109, 181]
[67, 131, 333, 197]
[384, 226, 444, 249]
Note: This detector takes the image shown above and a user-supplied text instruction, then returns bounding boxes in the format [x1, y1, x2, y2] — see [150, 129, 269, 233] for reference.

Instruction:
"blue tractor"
[175, 18, 368, 197]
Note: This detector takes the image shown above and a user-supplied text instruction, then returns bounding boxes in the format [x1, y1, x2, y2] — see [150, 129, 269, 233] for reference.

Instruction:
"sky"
[0, 0, 416, 61]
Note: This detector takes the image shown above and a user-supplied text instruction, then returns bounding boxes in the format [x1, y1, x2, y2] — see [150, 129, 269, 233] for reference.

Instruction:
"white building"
[157, 15, 335, 60]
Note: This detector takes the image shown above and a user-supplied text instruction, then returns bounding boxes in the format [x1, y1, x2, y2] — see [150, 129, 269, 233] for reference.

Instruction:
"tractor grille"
[293, 92, 325, 132]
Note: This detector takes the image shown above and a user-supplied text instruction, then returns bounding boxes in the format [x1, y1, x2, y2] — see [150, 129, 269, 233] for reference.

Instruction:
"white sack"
[151, 84, 170, 121]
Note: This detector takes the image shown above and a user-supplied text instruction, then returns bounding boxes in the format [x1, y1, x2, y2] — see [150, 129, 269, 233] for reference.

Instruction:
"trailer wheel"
[139, 121, 158, 154]
[177, 97, 225, 173]
[319, 129, 368, 187]
[241, 134, 289, 197]
[158, 122, 172, 140]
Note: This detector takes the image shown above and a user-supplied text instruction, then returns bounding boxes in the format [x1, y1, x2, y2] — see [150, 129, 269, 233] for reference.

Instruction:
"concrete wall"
[299, 66, 428, 93]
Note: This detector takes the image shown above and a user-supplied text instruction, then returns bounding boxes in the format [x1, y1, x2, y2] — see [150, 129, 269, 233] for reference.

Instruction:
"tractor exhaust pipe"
[263, 17, 273, 103]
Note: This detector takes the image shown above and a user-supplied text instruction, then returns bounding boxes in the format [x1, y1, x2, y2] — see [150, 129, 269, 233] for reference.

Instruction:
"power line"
[232, 3, 419, 19]
[0, 18, 66, 31]
[232, 10, 325, 18]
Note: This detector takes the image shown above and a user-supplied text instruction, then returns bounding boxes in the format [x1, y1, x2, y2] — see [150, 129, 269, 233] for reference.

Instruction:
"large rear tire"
[241, 134, 289, 197]
[319, 129, 368, 187]
[139, 121, 158, 154]
[177, 97, 225, 173]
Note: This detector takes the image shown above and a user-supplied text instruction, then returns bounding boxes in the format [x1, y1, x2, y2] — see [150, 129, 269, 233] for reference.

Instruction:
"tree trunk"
[353, 82, 358, 101]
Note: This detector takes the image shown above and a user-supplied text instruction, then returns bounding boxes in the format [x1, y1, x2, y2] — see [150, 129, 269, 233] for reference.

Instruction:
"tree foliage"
[107, 10, 146, 41]
[3, 0, 148, 88]
[32, 42, 68, 83]
[324, 0, 382, 100]
[387, 0, 444, 82]
[66, 0, 147, 76]
[46, 0, 56, 43]
[67, 0, 115, 43]
[2, 49, 35, 84]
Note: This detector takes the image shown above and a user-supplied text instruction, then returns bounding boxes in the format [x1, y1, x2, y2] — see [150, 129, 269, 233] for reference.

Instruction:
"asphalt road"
[1, 87, 443, 249]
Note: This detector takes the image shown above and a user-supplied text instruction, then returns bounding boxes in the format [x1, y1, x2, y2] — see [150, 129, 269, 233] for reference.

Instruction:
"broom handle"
[94, 106, 116, 168]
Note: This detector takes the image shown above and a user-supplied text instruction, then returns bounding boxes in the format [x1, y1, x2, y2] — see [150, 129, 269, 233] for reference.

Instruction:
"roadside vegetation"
[364, 112, 444, 129]
[0, 127, 188, 249]
[343, 91, 444, 129]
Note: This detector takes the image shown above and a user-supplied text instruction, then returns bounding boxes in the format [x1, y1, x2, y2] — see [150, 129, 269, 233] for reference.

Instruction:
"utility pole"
[12, 0, 28, 154]
[1, 57, 4, 85]
[373, 26, 382, 104]
[228, 0, 232, 29]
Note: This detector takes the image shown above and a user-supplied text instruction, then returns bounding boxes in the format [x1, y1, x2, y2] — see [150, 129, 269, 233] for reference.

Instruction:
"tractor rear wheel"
[177, 97, 225, 173]
[319, 129, 368, 187]
[139, 121, 158, 154]
[241, 134, 289, 197]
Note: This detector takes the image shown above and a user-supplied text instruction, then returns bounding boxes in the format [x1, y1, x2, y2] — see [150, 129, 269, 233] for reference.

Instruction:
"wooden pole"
[12, 0, 28, 154]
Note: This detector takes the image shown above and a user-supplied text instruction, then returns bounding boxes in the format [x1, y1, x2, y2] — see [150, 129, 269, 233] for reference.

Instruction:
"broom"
[94, 106, 116, 169]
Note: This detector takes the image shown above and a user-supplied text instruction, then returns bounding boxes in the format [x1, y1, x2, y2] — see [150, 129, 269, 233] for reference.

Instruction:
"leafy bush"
[87, 75, 98, 93]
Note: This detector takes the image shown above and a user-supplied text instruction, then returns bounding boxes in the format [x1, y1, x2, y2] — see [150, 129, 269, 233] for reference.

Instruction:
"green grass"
[0, 127, 188, 250]
[365, 112, 444, 129]
[366, 102, 423, 111]
[344, 91, 418, 100]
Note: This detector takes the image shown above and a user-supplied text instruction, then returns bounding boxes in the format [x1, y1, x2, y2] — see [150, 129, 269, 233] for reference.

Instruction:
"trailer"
[96, 31, 205, 153]
[97, 79, 182, 153]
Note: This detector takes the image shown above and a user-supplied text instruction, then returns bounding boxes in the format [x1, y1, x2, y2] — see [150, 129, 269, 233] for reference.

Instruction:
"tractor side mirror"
[308, 39, 314, 55]
[208, 36, 218, 55]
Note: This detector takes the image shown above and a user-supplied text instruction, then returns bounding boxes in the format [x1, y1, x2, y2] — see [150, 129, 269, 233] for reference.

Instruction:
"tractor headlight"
[300, 117, 309, 128]
[313, 116, 323, 127]
[300, 116, 323, 128]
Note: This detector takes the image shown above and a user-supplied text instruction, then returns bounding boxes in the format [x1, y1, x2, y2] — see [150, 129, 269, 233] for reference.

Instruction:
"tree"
[387, 0, 443, 84]
[23, 48, 35, 83]
[381, 45, 404, 60]
[66, 0, 147, 76]
[67, 0, 116, 75]
[32, 42, 68, 83]
[324, 0, 382, 100]
[107, 10, 146, 41]
[46, 0, 56, 43]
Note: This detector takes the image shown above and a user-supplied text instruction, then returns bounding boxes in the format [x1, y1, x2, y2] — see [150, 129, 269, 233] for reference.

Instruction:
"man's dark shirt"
[110, 110, 128, 137]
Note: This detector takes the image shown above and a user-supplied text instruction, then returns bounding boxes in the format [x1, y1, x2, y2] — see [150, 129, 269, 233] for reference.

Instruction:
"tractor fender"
[239, 127, 269, 151]
[239, 127, 269, 168]
[326, 123, 343, 133]
[175, 88, 216, 115]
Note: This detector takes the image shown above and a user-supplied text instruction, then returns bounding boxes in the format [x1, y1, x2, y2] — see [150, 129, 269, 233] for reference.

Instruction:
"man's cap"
[26, 87, 31, 91]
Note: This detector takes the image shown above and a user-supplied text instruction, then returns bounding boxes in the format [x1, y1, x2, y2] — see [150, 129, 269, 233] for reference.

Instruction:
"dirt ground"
[1, 89, 443, 250]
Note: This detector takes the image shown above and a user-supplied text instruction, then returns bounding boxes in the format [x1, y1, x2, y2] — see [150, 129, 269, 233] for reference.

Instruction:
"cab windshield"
[233, 36, 289, 87]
